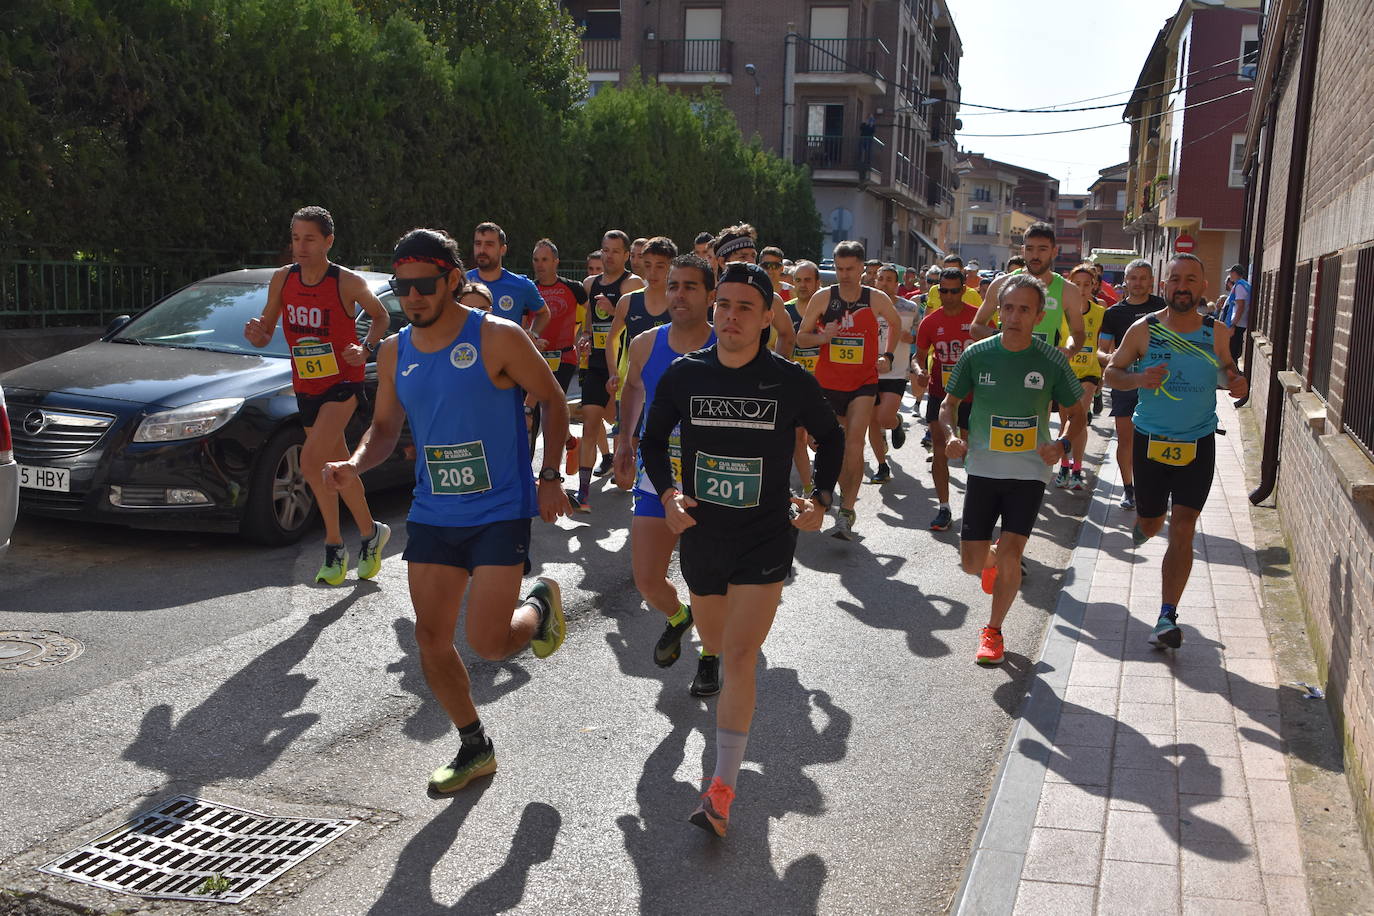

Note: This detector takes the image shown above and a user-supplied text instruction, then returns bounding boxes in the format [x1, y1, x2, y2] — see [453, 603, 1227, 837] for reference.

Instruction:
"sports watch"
[538, 467, 563, 483]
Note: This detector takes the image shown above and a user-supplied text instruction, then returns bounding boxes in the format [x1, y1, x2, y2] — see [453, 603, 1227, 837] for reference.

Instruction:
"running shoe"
[1054, 466, 1072, 489]
[868, 463, 892, 484]
[568, 490, 592, 514]
[831, 507, 857, 540]
[428, 739, 497, 794]
[654, 607, 694, 668]
[921, 429, 933, 450]
[1132, 524, 1150, 547]
[1070, 470, 1087, 491]
[975, 626, 1005, 666]
[528, 577, 565, 659]
[1092, 392, 1103, 416]
[315, 543, 348, 586]
[356, 521, 391, 580]
[980, 564, 998, 595]
[892, 422, 907, 450]
[689, 654, 722, 697]
[689, 778, 735, 838]
[930, 506, 953, 531]
[1120, 485, 1136, 510]
[594, 453, 614, 477]
[1148, 613, 1183, 649]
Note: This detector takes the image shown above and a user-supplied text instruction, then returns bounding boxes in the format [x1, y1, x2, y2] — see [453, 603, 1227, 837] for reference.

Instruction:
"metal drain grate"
[38, 795, 357, 903]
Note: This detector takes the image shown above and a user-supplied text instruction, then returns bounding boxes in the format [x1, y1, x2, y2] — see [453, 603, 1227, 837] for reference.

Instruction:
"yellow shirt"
[963, 288, 983, 309]
[1060, 300, 1106, 379]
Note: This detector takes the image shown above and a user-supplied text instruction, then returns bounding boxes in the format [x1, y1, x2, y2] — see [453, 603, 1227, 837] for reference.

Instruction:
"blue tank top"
[394, 312, 537, 527]
[1133, 315, 1220, 441]
[634, 324, 716, 494]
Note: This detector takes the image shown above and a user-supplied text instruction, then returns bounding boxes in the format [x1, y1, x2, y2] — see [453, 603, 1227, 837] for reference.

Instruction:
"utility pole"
[782, 25, 796, 161]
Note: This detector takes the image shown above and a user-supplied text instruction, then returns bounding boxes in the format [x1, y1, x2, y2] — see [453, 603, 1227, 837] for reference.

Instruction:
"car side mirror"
[105, 315, 132, 336]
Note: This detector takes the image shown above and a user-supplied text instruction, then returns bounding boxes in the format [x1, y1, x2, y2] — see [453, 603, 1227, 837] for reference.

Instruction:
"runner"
[639, 261, 844, 837]
[787, 260, 824, 490]
[586, 250, 604, 277]
[606, 236, 677, 397]
[943, 254, 985, 309]
[972, 223, 1086, 361]
[693, 232, 714, 260]
[796, 239, 903, 539]
[867, 264, 919, 483]
[913, 267, 979, 531]
[1053, 263, 1106, 491]
[467, 221, 550, 334]
[1092, 263, 1120, 305]
[613, 253, 722, 695]
[244, 205, 391, 585]
[943, 274, 1086, 665]
[1098, 259, 1167, 510]
[323, 228, 571, 792]
[898, 267, 921, 300]
[574, 230, 644, 511]
[760, 245, 791, 299]
[1006, 256, 1027, 273]
[711, 224, 796, 357]
[862, 258, 882, 287]
[1103, 253, 1246, 649]
[1221, 263, 1251, 369]
[530, 238, 584, 395]
[630, 237, 649, 277]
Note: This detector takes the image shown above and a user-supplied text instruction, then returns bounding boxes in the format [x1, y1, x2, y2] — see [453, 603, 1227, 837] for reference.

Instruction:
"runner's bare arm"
[339, 270, 390, 362]
[770, 294, 796, 357]
[795, 288, 835, 347]
[605, 295, 632, 379]
[1060, 282, 1086, 357]
[614, 330, 655, 489]
[871, 291, 901, 372]
[1104, 321, 1165, 390]
[327, 337, 403, 489]
[528, 303, 551, 341]
[1044, 399, 1088, 465]
[970, 275, 1005, 339]
[488, 321, 571, 521]
[244, 266, 291, 347]
[940, 392, 968, 459]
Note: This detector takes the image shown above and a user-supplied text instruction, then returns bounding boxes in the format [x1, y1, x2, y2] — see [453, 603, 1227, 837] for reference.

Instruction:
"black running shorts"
[1109, 388, 1139, 418]
[679, 525, 798, 597]
[822, 384, 878, 418]
[581, 366, 612, 409]
[296, 381, 366, 428]
[960, 475, 1047, 541]
[925, 391, 972, 429]
[1131, 430, 1216, 519]
[877, 378, 907, 397]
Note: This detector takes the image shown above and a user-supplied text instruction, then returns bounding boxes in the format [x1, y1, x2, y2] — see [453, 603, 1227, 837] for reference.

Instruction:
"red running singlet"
[813, 285, 880, 391]
[280, 263, 364, 395]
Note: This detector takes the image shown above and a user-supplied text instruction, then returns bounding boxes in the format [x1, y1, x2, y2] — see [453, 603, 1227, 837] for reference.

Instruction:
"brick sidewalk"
[954, 399, 1313, 915]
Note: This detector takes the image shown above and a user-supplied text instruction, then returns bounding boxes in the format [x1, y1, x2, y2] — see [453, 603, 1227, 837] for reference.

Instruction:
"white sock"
[711, 727, 750, 788]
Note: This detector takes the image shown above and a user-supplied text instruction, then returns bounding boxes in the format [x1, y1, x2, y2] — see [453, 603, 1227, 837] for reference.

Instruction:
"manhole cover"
[0, 631, 84, 671]
[38, 795, 357, 903]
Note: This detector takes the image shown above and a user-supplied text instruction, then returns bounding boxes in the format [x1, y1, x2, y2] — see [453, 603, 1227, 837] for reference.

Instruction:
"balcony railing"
[578, 38, 620, 72]
[658, 38, 732, 73]
[796, 134, 884, 175]
[796, 37, 887, 78]
[931, 51, 958, 84]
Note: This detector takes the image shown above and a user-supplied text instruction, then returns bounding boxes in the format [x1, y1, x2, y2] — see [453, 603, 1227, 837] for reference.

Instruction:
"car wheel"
[240, 426, 317, 545]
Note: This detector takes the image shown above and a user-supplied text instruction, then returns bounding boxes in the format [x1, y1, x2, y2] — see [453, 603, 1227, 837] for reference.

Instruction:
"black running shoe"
[594, 453, 614, 477]
[921, 429, 932, 450]
[654, 608, 694, 668]
[689, 654, 722, 696]
[868, 463, 892, 484]
[1092, 392, 1103, 416]
[930, 506, 953, 531]
[891, 422, 907, 450]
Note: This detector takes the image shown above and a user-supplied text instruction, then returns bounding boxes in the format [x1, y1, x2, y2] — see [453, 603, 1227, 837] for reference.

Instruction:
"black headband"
[718, 262, 774, 305]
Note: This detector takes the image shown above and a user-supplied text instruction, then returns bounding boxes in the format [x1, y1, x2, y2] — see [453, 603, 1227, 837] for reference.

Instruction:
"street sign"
[1174, 234, 1196, 253]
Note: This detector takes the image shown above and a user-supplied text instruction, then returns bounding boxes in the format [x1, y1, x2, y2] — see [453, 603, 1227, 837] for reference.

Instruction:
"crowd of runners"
[246, 205, 1248, 838]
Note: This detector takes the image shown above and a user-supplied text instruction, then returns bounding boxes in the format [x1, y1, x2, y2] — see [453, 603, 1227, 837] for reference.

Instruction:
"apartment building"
[564, 0, 964, 264]
[1122, 0, 1260, 286]
[939, 152, 1058, 272]
[1078, 162, 1132, 258]
[1056, 193, 1090, 272]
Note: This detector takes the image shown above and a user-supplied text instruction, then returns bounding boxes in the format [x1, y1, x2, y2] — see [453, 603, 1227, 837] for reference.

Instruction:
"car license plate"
[19, 465, 70, 492]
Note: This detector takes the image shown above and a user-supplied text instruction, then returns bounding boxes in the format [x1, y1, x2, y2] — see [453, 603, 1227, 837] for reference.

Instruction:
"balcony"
[931, 51, 959, 89]
[655, 39, 733, 84]
[795, 134, 883, 184]
[578, 38, 620, 76]
[794, 37, 888, 95]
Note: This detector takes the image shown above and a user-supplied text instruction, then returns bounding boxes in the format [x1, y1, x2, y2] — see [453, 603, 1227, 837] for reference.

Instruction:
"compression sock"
[668, 603, 690, 627]
[1060, 458, 1071, 469]
[1160, 603, 1177, 621]
[578, 466, 592, 499]
[456, 719, 487, 759]
[711, 727, 751, 789]
[1072, 459, 1083, 472]
[939, 502, 950, 511]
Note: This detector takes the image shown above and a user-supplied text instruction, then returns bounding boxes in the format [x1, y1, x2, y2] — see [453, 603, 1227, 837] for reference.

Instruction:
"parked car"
[0, 384, 17, 556]
[0, 269, 413, 544]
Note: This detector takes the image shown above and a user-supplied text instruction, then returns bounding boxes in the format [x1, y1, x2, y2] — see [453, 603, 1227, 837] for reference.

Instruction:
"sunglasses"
[760, 260, 783, 269]
[938, 286, 965, 294]
[389, 274, 445, 296]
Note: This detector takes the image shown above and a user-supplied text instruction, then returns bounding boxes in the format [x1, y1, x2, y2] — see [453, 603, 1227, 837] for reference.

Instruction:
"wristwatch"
[363, 339, 380, 355]
[538, 467, 563, 483]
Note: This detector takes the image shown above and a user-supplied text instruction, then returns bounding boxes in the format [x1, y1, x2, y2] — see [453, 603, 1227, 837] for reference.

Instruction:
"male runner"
[641, 261, 843, 837]
[575, 230, 644, 510]
[787, 260, 824, 489]
[898, 268, 921, 300]
[913, 267, 979, 531]
[943, 254, 985, 309]
[586, 250, 604, 277]
[1221, 263, 1251, 368]
[760, 245, 791, 299]
[1092, 263, 1119, 305]
[797, 240, 902, 539]
[530, 238, 584, 394]
[973, 223, 1086, 361]
[244, 205, 390, 584]
[613, 253, 722, 695]
[862, 259, 882, 287]
[630, 237, 649, 277]
[944, 274, 1086, 665]
[1054, 264, 1106, 491]
[692, 232, 715, 261]
[324, 228, 571, 792]
[1104, 253, 1246, 648]
[1098, 259, 1167, 510]
[467, 222, 550, 335]
[711, 225, 796, 357]
[606, 236, 677, 393]
[867, 264, 920, 483]
[1006, 256, 1027, 273]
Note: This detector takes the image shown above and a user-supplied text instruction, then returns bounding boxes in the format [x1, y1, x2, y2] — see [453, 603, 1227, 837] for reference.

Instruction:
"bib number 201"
[693, 452, 762, 509]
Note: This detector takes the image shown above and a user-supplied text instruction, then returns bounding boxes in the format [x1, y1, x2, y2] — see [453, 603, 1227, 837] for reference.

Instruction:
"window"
[972, 184, 991, 202]
[1115, 190, 1126, 211]
[1289, 261, 1313, 376]
[971, 216, 989, 235]
[1239, 25, 1259, 81]
[1344, 247, 1374, 458]
[1229, 135, 1246, 189]
[1309, 253, 1342, 401]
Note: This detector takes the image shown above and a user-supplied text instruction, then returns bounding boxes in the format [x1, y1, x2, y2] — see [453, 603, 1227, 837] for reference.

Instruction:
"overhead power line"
[953, 87, 1253, 138]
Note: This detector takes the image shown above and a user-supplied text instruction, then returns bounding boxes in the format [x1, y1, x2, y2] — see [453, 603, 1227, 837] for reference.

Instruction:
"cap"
[718, 261, 774, 306]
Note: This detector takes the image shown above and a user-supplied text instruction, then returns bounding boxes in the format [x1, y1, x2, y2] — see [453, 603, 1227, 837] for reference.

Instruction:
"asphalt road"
[0, 402, 1110, 915]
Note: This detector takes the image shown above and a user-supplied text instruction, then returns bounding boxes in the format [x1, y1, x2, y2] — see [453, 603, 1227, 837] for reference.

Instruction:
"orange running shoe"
[976, 626, 1005, 666]
[980, 564, 998, 595]
[689, 778, 735, 838]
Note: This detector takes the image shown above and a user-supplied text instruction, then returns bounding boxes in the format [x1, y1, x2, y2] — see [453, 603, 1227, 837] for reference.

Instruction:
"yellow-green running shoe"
[315, 543, 348, 586]
[356, 521, 390, 580]
[528, 577, 565, 659]
[428, 740, 497, 794]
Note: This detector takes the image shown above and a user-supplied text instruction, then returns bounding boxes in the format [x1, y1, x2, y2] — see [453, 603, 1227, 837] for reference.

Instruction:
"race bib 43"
[1147, 434, 1197, 467]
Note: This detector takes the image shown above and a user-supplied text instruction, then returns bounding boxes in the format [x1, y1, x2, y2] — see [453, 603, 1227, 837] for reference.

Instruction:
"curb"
[948, 460, 1119, 915]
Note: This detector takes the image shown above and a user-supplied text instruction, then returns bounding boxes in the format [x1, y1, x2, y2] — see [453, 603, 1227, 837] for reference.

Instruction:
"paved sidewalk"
[954, 399, 1314, 914]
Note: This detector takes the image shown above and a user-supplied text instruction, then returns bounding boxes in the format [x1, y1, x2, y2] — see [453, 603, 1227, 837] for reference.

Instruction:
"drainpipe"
[1234, 96, 1276, 409]
[782, 26, 797, 161]
[1251, 0, 1325, 506]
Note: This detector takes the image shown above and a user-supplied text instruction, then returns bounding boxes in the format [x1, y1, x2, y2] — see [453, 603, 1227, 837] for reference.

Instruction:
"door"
[806, 103, 846, 167]
[809, 7, 848, 71]
[684, 8, 722, 71]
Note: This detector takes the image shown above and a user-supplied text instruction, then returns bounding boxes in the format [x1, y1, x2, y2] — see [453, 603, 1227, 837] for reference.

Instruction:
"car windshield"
[116, 282, 292, 356]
